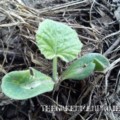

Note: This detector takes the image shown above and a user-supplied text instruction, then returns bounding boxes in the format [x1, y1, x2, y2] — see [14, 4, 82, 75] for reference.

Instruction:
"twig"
[104, 37, 120, 56]
[104, 58, 120, 73]
[104, 58, 120, 94]
[102, 30, 120, 40]
[0, 22, 25, 27]
[114, 70, 120, 93]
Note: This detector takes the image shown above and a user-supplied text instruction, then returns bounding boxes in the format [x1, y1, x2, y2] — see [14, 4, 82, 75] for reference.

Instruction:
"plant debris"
[0, 0, 120, 119]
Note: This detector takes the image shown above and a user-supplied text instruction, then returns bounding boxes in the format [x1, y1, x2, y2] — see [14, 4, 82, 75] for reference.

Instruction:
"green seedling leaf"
[1, 67, 54, 100]
[92, 54, 110, 71]
[62, 62, 95, 80]
[62, 53, 110, 80]
[93, 58, 106, 71]
[36, 19, 83, 62]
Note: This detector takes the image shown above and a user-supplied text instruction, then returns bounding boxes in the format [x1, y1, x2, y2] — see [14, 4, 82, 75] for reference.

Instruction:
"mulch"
[0, 0, 120, 120]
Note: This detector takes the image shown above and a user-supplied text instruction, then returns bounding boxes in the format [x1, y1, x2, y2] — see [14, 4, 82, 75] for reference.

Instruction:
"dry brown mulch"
[0, 0, 120, 120]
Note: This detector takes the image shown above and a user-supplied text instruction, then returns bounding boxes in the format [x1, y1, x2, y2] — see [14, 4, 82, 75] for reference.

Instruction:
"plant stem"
[53, 57, 58, 83]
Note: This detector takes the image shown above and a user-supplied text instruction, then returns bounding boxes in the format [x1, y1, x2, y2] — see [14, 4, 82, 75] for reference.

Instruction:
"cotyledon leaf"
[62, 62, 95, 80]
[1, 67, 54, 100]
[93, 58, 106, 71]
[61, 53, 110, 80]
[36, 19, 83, 62]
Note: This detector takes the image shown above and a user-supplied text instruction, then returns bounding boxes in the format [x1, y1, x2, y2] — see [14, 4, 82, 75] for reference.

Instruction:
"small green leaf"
[1, 68, 54, 100]
[61, 53, 110, 80]
[36, 19, 83, 62]
[93, 58, 106, 71]
[92, 54, 110, 71]
[62, 62, 95, 80]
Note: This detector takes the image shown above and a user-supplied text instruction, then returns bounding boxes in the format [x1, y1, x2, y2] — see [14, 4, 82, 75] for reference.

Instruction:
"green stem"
[53, 57, 58, 82]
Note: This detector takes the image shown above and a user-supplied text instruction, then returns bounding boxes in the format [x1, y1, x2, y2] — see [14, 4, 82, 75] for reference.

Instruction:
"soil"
[0, 0, 120, 120]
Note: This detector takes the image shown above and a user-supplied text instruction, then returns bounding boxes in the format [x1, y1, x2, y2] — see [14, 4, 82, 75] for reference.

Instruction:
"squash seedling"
[1, 19, 110, 100]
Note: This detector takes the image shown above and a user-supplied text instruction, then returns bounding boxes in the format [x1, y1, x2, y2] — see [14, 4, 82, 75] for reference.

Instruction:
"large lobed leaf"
[62, 53, 110, 80]
[36, 19, 83, 62]
[1, 68, 54, 100]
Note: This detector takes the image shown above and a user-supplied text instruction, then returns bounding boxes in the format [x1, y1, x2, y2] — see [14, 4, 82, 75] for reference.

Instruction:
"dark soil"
[0, 0, 120, 120]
